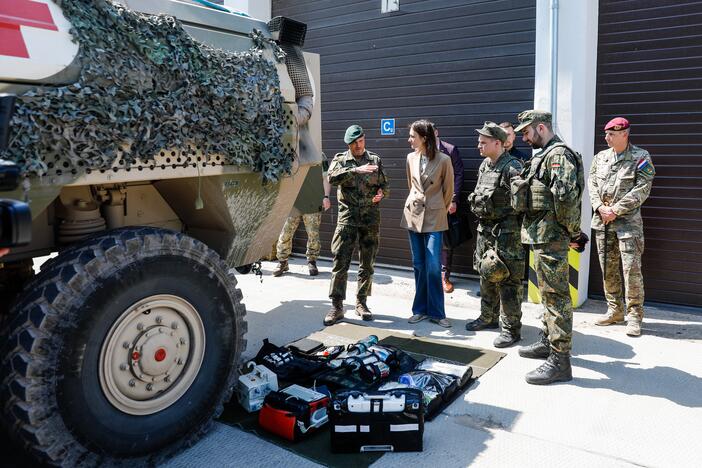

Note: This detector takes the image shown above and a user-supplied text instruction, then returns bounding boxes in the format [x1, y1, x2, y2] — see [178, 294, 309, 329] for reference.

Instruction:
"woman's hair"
[410, 119, 438, 160]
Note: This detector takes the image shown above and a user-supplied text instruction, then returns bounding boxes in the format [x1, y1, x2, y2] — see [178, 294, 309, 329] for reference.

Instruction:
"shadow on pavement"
[265, 269, 395, 286]
[571, 357, 702, 408]
[642, 320, 702, 340]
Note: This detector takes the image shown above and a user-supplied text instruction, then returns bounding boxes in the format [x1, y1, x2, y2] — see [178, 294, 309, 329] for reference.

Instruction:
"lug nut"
[155, 316, 162, 324]
[180, 337, 186, 345]
[119, 363, 127, 371]
[164, 375, 171, 383]
[146, 383, 153, 391]
[171, 322, 178, 330]
[177, 358, 184, 365]
[128, 379, 136, 387]
[136, 323, 144, 331]
[122, 341, 130, 349]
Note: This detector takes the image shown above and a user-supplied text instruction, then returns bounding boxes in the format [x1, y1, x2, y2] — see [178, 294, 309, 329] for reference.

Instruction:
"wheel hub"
[99, 295, 205, 415]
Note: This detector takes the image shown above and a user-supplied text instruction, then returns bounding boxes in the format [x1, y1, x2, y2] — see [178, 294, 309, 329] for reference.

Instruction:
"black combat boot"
[308, 260, 318, 276]
[272, 260, 289, 277]
[493, 330, 521, 348]
[525, 351, 572, 385]
[465, 317, 499, 331]
[518, 331, 550, 359]
[355, 297, 373, 321]
[324, 298, 345, 326]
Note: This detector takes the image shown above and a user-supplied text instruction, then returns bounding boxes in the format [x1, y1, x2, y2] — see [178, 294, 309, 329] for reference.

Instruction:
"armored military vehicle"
[0, 0, 323, 464]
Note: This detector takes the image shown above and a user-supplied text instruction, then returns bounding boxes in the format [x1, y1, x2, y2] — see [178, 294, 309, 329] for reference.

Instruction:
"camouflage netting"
[2, 0, 294, 182]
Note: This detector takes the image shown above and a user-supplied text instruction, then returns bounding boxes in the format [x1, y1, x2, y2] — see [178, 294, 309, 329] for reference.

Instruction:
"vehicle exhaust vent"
[268, 16, 307, 47]
[268, 17, 312, 99]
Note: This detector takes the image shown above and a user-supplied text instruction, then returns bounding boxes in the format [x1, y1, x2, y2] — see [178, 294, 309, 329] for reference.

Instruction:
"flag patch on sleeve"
[637, 158, 655, 176]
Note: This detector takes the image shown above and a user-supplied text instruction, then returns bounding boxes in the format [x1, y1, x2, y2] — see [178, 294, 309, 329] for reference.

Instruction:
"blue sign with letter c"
[381, 118, 395, 136]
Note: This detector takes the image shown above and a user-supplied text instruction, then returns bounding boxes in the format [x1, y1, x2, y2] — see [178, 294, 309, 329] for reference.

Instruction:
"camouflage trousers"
[533, 240, 572, 353]
[474, 229, 524, 333]
[329, 223, 379, 300]
[595, 229, 645, 320]
[276, 212, 321, 262]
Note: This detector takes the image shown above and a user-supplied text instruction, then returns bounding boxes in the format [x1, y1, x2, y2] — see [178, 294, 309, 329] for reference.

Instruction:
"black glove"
[570, 232, 589, 253]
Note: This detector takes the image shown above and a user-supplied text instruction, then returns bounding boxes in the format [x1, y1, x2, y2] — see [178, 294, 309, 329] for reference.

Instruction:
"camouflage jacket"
[520, 137, 583, 244]
[328, 150, 389, 226]
[469, 151, 523, 233]
[589, 143, 654, 235]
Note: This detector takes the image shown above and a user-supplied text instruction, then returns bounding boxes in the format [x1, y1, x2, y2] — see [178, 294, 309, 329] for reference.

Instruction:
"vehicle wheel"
[0, 227, 247, 466]
[0, 259, 34, 316]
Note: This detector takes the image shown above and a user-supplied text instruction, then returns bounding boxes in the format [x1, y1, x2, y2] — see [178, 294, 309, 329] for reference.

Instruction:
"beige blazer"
[401, 151, 454, 232]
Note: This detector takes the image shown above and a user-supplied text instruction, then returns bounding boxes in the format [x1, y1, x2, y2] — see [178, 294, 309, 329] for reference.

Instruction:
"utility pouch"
[510, 177, 529, 213]
[529, 179, 554, 211]
[469, 191, 496, 218]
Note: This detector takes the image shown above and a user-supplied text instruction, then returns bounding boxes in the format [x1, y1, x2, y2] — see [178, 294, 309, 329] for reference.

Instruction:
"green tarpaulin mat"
[218, 323, 506, 467]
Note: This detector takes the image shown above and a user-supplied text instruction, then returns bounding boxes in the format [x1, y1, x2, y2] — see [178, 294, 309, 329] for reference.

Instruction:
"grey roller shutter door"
[592, 0, 702, 306]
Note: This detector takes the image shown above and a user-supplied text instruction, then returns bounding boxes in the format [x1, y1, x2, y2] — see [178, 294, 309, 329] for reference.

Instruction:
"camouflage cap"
[344, 124, 364, 144]
[514, 109, 552, 132]
[475, 121, 507, 143]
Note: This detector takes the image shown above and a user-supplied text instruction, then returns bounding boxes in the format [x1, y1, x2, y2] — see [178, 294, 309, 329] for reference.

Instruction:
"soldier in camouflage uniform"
[465, 122, 524, 348]
[324, 125, 389, 326]
[273, 157, 331, 277]
[589, 117, 654, 337]
[513, 110, 584, 385]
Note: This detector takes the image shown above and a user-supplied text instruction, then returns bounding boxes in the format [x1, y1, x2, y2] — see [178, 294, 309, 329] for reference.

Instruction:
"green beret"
[515, 109, 552, 132]
[344, 124, 364, 144]
[475, 121, 507, 143]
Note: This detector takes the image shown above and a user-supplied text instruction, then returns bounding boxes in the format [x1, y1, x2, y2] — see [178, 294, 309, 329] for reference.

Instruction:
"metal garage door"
[591, 0, 702, 307]
[276, 0, 536, 273]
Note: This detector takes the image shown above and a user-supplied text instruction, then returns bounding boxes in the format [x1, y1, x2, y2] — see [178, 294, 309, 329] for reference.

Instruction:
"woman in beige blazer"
[401, 120, 454, 327]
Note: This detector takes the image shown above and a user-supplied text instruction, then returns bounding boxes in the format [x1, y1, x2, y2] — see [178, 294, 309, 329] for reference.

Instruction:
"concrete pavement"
[166, 257, 702, 468]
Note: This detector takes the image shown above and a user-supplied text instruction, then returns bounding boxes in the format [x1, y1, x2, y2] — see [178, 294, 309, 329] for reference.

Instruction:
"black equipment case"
[329, 388, 424, 453]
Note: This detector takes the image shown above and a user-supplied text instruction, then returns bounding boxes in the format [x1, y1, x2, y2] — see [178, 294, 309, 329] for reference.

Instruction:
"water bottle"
[346, 335, 379, 356]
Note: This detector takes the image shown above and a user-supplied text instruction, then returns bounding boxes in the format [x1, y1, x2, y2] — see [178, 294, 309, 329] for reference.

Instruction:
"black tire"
[0, 227, 247, 466]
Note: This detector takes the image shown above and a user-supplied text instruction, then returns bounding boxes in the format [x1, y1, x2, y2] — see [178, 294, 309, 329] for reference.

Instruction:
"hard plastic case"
[329, 388, 424, 453]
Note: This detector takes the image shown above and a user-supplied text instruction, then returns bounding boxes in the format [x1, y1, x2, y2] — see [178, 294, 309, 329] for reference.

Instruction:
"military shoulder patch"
[637, 158, 655, 176]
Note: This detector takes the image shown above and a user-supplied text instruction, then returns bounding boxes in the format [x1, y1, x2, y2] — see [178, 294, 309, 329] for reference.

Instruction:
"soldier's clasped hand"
[598, 205, 617, 224]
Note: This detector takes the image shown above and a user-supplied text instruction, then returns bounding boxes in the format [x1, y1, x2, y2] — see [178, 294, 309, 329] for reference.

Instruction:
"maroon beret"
[604, 117, 630, 131]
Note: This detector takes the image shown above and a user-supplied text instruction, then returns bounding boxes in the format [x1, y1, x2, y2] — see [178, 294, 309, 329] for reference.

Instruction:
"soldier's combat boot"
[525, 351, 572, 385]
[625, 318, 642, 337]
[324, 298, 345, 326]
[465, 317, 499, 331]
[355, 297, 373, 321]
[493, 330, 521, 348]
[595, 312, 625, 326]
[518, 331, 550, 359]
[272, 260, 289, 277]
[308, 260, 318, 276]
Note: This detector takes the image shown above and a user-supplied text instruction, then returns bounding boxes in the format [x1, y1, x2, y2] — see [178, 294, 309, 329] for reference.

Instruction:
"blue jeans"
[408, 231, 445, 319]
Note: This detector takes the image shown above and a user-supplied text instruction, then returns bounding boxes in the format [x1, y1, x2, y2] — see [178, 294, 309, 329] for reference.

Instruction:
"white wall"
[534, 0, 599, 306]
[223, 0, 271, 21]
